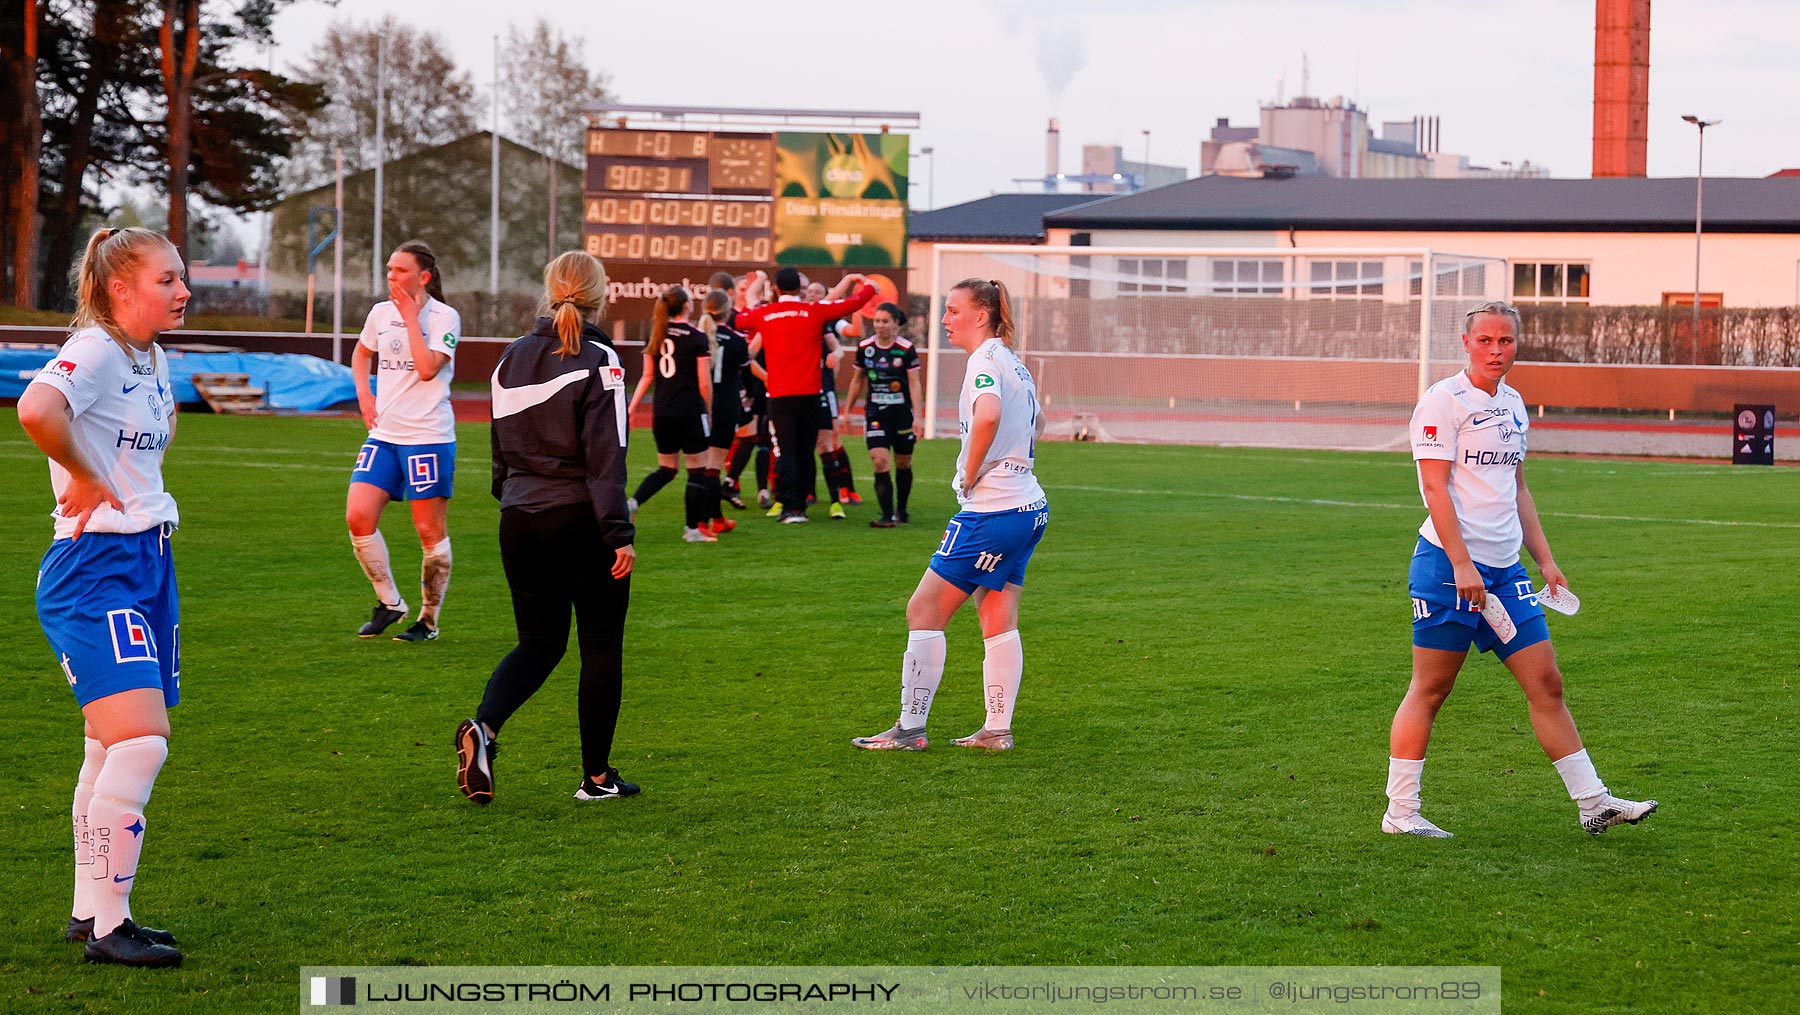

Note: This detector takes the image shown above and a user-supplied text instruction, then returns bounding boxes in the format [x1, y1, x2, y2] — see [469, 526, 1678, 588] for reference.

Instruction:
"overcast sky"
[258, 0, 1796, 211]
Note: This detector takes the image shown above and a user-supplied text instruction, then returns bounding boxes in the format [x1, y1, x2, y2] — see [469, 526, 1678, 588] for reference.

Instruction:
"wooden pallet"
[190, 372, 270, 414]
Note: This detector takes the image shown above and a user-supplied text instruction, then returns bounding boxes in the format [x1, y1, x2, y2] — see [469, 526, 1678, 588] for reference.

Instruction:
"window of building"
[1117, 257, 1190, 297]
[1409, 261, 1489, 299]
[1210, 257, 1284, 297]
[1511, 261, 1591, 304]
[1310, 260, 1383, 298]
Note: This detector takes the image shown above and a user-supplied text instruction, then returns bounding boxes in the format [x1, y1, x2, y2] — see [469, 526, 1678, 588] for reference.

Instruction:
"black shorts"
[812, 390, 839, 430]
[652, 413, 711, 455]
[864, 408, 917, 454]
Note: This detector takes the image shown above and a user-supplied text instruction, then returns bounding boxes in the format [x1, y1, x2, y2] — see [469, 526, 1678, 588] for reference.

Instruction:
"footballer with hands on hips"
[1384, 300, 1656, 839]
[853, 278, 1048, 753]
[347, 240, 462, 643]
[18, 227, 190, 966]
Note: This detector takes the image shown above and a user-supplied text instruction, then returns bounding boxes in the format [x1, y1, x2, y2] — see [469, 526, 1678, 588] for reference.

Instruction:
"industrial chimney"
[1046, 118, 1061, 193]
[1593, 0, 1650, 177]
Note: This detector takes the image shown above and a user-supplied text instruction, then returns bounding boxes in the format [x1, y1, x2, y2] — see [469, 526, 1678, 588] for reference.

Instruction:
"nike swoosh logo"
[490, 364, 590, 419]
[113, 874, 134, 882]
[122, 383, 141, 394]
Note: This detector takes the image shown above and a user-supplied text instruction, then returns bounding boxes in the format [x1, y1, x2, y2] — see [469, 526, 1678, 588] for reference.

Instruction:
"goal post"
[923, 243, 1506, 450]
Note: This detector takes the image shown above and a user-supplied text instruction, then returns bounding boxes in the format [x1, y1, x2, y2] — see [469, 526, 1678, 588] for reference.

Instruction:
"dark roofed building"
[906, 193, 1108, 294]
[910, 193, 1103, 243]
[1046, 175, 1800, 233]
[1034, 175, 1800, 307]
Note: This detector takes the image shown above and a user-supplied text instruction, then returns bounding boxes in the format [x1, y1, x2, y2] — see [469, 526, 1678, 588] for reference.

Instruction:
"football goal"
[921, 244, 1507, 450]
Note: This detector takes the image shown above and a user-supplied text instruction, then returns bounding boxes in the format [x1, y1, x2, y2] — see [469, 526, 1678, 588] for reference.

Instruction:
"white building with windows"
[1042, 175, 1800, 308]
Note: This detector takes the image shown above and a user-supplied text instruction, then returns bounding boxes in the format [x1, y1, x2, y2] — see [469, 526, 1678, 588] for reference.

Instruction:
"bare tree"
[289, 16, 478, 189]
[1, 0, 43, 305]
[158, 0, 199, 259]
[500, 18, 611, 258]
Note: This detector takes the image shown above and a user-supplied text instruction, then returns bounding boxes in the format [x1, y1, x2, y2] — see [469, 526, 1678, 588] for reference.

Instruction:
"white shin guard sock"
[1552, 748, 1608, 808]
[1386, 757, 1426, 817]
[419, 538, 452, 626]
[350, 531, 404, 609]
[86, 735, 168, 935]
[899, 631, 946, 730]
[981, 630, 1023, 731]
[72, 737, 106, 920]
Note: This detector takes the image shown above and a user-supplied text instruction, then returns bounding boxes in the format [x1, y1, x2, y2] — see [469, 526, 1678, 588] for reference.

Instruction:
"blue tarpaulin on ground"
[1, 345, 355, 411]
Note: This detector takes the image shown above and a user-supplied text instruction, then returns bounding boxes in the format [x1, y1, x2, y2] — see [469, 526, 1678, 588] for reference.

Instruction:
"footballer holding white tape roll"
[1386, 300, 1654, 840]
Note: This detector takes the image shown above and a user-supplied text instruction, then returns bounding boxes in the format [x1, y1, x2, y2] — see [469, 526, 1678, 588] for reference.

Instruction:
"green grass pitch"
[1, 412, 1795, 1013]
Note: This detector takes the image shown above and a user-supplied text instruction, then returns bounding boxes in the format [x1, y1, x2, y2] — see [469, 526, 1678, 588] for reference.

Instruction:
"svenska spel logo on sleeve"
[974, 373, 995, 389]
[42, 359, 77, 380]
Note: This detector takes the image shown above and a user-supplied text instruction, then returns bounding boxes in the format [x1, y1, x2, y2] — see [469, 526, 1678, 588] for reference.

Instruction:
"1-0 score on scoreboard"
[583, 128, 776, 266]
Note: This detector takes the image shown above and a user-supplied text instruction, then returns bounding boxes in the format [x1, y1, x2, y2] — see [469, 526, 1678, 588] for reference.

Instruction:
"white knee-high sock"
[72, 737, 106, 921]
[419, 538, 452, 626]
[899, 630, 946, 730]
[86, 735, 168, 936]
[981, 630, 1023, 731]
[1386, 757, 1426, 817]
[1552, 748, 1608, 808]
[350, 531, 404, 609]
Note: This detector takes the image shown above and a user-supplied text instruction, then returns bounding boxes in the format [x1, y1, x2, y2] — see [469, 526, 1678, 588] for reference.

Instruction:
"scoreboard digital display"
[583, 122, 908, 324]
[583, 128, 775, 265]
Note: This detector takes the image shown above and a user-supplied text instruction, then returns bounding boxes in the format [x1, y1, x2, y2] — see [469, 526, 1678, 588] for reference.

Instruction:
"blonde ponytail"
[951, 277, 1017, 346]
[698, 288, 731, 361]
[538, 251, 607, 357]
[71, 227, 177, 337]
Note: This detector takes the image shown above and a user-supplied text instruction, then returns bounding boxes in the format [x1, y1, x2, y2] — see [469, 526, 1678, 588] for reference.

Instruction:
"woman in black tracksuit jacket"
[455, 251, 641, 805]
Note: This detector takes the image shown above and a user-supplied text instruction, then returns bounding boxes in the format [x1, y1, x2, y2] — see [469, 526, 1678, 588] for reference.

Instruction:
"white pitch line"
[0, 451, 343, 472]
[1049, 484, 1800, 529]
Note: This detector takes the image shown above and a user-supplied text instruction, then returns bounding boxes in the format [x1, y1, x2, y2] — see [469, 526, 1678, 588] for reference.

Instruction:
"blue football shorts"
[37, 526, 181, 708]
[1408, 536, 1549, 659]
[930, 499, 1050, 594]
[351, 438, 456, 500]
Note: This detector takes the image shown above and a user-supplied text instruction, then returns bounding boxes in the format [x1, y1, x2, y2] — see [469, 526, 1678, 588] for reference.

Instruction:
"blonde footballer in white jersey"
[1384, 300, 1656, 839]
[854, 279, 1049, 753]
[346, 240, 462, 642]
[18, 227, 189, 966]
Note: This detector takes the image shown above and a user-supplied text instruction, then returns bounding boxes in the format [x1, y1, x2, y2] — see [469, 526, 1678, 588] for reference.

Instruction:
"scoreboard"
[583, 129, 776, 267]
[583, 122, 908, 325]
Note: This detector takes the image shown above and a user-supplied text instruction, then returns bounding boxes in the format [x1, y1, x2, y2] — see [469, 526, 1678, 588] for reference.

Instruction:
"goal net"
[921, 245, 1506, 451]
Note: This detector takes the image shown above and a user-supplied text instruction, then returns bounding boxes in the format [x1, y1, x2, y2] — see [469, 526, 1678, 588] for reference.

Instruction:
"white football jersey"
[953, 338, 1046, 512]
[28, 327, 179, 539]
[1410, 371, 1531, 567]
[358, 295, 460, 444]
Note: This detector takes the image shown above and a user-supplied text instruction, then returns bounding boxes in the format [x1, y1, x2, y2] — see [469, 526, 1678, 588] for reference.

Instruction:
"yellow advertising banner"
[774, 132, 909, 267]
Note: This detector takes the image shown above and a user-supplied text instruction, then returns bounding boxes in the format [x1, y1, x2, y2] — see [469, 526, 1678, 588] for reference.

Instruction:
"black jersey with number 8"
[652, 323, 710, 419]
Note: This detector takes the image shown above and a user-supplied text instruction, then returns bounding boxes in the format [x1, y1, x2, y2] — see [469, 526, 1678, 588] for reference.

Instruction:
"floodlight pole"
[1141, 130, 1150, 191]
[332, 148, 345, 362]
[490, 34, 501, 332]
[373, 35, 385, 298]
[1681, 115, 1720, 345]
[925, 244, 943, 440]
[919, 146, 935, 211]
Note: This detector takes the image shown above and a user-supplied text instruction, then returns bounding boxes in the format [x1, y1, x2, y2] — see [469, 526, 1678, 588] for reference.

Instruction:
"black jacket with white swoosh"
[489, 318, 635, 549]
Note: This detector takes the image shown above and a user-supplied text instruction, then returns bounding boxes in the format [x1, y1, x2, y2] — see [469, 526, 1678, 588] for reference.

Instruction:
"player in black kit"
[839, 302, 922, 527]
[699, 288, 748, 535]
[625, 286, 715, 542]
